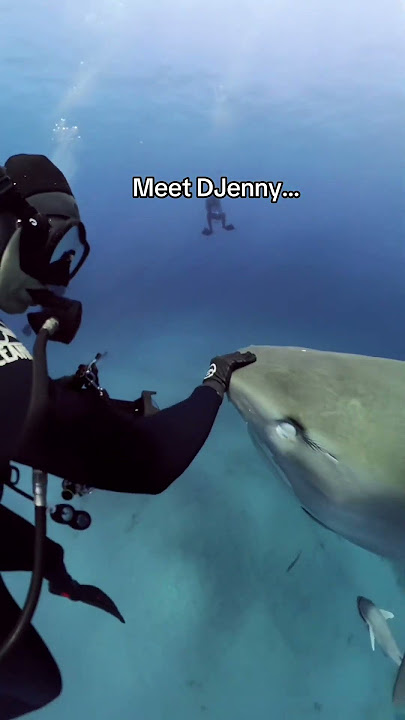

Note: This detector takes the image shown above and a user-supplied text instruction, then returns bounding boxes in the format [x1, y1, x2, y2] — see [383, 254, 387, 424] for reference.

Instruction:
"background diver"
[202, 196, 235, 236]
[0, 152, 256, 719]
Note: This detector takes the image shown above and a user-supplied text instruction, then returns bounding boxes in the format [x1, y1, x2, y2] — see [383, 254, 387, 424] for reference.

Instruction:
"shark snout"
[357, 596, 372, 620]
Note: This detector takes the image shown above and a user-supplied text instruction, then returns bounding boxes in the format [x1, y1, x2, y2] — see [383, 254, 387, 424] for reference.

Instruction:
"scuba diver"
[0, 152, 256, 718]
[202, 196, 235, 236]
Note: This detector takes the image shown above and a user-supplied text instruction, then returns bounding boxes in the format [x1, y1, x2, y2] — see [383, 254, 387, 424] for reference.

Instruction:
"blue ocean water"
[1, 0, 405, 717]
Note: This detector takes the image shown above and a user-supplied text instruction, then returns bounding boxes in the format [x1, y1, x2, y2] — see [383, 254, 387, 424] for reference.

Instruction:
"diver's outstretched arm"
[15, 352, 256, 496]
[121, 351, 257, 493]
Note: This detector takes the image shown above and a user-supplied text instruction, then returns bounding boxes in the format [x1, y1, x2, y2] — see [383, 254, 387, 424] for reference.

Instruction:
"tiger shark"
[227, 345, 405, 560]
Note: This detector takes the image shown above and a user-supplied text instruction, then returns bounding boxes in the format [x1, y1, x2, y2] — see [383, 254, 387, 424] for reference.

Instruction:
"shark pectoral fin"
[380, 609, 394, 620]
[369, 626, 376, 651]
[393, 655, 405, 706]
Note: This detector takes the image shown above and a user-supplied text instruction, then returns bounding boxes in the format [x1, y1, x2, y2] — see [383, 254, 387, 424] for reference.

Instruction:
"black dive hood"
[0, 154, 90, 343]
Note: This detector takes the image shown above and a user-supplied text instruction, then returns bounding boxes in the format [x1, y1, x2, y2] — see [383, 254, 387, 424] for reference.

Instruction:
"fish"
[286, 550, 302, 573]
[357, 596, 405, 706]
[227, 345, 405, 560]
[357, 596, 401, 664]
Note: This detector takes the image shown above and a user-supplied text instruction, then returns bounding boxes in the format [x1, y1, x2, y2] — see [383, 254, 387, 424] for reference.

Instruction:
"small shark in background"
[357, 596, 401, 664]
[357, 596, 405, 706]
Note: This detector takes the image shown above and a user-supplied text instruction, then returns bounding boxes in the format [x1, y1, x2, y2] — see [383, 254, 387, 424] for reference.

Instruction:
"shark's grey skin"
[228, 345, 405, 560]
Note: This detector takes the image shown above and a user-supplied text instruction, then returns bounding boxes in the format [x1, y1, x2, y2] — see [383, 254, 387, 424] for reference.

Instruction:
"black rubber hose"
[0, 504, 46, 663]
[0, 322, 56, 663]
[22, 326, 53, 439]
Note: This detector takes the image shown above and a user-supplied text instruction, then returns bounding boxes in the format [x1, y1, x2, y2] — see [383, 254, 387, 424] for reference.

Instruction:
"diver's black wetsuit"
[2, 328, 222, 495]
[0, 506, 63, 719]
[0, 319, 223, 717]
[15, 373, 222, 494]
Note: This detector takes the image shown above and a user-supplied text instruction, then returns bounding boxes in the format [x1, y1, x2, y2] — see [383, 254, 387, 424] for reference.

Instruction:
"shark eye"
[277, 417, 305, 436]
[275, 421, 298, 440]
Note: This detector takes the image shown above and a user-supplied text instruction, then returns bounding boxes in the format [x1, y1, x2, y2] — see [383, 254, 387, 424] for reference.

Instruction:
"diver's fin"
[369, 625, 376, 651]
[380, 609, 394, 620]
[49, 578, 125, 623]
[74, 584, 125, 623]
[393, 654, 405, 706]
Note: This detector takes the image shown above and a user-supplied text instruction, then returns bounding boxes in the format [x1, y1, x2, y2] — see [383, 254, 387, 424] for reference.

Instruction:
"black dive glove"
[202, 350, 256, 399]
[49, 575, 125, 623]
